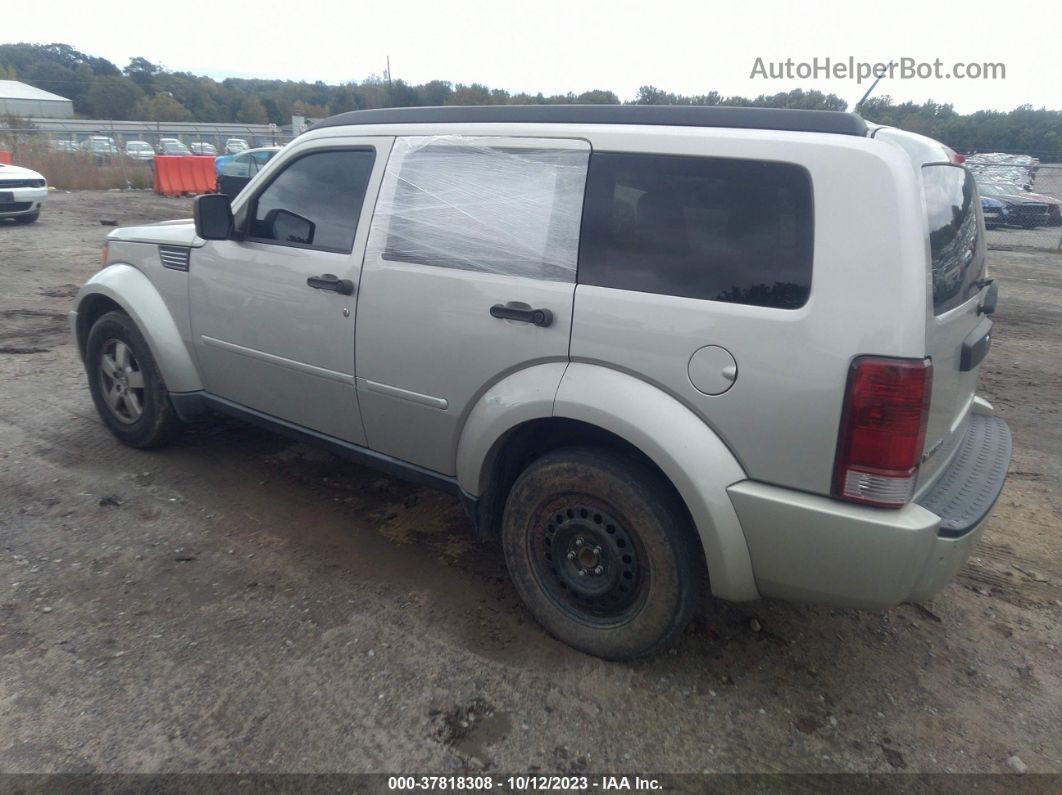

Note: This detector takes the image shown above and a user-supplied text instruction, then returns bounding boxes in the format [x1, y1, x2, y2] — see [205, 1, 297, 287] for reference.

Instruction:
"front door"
[189, 137, 391, 445]
[354, 135, 591, 474]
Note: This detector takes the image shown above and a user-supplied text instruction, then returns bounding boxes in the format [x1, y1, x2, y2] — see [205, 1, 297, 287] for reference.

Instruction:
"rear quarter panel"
[570, 128, 928, 495]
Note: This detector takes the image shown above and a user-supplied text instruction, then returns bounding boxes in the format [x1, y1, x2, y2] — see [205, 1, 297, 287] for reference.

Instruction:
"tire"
[502, 447, 703, 660]
[85, 310, 181, 448]
[14, 209, 39, 224]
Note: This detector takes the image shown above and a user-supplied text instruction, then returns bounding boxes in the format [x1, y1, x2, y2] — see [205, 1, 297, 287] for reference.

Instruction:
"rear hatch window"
[923, 165, 984, 314]
[918, 163, 987, 492]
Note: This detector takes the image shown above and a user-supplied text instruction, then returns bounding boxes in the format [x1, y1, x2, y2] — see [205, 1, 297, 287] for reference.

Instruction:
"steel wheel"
[98, 338, 146, 425]
[502, 447, 703, 660]
[530, 499, 647, 626]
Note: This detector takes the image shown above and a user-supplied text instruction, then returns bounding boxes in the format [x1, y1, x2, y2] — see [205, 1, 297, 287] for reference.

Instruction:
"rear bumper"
[727, 413, 1011, 608]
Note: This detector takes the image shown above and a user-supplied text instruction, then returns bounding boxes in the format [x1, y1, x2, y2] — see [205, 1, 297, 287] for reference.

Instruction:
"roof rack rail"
[311, 105, 868, 137]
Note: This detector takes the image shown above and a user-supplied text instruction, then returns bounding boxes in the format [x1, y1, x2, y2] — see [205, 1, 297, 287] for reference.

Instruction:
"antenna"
[854, 62, 894, 112]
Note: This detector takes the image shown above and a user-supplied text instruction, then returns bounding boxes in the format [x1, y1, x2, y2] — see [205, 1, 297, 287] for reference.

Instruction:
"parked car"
[124, 141, 155, 162]
[190, 142, 218, 156]
[72, 106, 1011, 660]
[979, 196, 1009, 229]
[976, 181, 1051, 228]
[215, 146, 281, 197]
[224, 138, 249, 154]
[48, 139, 79, 153]
[976, 174, 1061, 226]
[0, 161, 47, 223]
[81, 137, 119, 162]
[1018, 189, 1062, 226]
[158, 138, 192, 156]
[966, 152, 1037, 190]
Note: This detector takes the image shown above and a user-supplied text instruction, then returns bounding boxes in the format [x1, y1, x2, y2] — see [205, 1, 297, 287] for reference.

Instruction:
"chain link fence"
[968, 158, 1062, 252]
[0, 120, 298, 190]
[1, 119, 296, 151]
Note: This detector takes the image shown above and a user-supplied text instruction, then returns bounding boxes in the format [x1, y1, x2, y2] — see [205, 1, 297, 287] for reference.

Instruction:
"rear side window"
[922, 164, 984, 315]
[578, 153, 813, 309]
[249, 149, 375, 253]
[369, 136, 590, 281]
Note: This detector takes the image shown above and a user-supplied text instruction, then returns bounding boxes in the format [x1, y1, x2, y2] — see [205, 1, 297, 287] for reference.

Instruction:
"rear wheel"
[502, 447, 702, 660]
[85, 311, 181, 448]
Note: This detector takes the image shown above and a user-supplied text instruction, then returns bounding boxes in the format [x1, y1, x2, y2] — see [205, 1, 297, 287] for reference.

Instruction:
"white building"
[0, 80, 74, 119]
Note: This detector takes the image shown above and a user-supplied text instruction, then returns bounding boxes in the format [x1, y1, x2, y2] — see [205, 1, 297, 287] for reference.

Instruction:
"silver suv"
[71, 106, 1011, 660]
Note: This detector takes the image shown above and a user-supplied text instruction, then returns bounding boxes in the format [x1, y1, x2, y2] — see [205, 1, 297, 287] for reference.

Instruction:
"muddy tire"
[502, 447, 702, 660]
[85, 310, 181, 448]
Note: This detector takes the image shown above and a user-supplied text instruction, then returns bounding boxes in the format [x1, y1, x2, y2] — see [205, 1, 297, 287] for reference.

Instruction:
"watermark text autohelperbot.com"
[750, 57, 1006, 84]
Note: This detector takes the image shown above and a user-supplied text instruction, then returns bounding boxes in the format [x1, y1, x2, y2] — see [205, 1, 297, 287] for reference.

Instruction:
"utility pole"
[386, 56, 392, 90]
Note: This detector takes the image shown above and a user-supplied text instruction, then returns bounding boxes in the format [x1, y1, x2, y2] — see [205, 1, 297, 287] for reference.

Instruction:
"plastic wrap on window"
[366, 136, 590, 281]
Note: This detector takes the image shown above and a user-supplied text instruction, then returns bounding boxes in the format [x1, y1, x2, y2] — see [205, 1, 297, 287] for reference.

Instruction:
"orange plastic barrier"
[0, 151, 11, 164]
[153, 156, 217, 196]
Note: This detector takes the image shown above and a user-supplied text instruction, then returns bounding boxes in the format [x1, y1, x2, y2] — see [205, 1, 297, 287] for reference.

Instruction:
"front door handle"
[307, 273, 354, 295]
[490, 303, 553, 327]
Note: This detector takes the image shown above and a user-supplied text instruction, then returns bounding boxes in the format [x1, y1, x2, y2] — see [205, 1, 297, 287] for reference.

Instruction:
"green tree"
[577, 89, 620, 104]
[123, 57, 161, 93]
[86, 76, 143, 119]
[448, 83, 494, 105]
[135, 92, 192, 122]
[417, 80, 453, 106]
[235, 95, 268, 123]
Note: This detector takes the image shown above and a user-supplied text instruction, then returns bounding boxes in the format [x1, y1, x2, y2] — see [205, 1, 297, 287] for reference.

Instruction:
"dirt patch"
[0, 309, 69, 354]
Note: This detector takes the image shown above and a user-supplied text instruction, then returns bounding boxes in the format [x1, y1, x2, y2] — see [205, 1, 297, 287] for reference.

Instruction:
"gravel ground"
[0, 191, 1059, 776]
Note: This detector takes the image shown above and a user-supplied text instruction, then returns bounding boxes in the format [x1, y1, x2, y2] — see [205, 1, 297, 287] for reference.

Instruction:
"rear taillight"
[833, 356, 932, 508]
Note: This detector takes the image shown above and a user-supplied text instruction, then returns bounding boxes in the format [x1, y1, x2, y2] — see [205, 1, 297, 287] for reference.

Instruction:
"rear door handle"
[307, 273, 354, 295]
[490, 303, 553, 327]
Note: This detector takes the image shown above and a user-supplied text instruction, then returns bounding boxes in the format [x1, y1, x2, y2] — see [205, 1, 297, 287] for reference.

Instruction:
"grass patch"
[1, 139, 153, 190]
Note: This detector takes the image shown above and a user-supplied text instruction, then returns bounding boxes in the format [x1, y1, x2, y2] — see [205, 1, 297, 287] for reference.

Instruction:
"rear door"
[353, 135, 590, 474]
[919, 163, 989, 486]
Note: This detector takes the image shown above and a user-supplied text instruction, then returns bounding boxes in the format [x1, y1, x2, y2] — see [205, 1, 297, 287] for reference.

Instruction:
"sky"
[8, 0, 1060, 113]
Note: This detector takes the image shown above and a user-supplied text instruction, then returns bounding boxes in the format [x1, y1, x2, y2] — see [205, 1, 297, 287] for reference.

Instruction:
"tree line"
[3, 42, 1061, 160]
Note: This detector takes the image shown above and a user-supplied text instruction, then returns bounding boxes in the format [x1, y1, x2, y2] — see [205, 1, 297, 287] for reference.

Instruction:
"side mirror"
[263, 208, 315, 245]
[194, 193, 233, 240]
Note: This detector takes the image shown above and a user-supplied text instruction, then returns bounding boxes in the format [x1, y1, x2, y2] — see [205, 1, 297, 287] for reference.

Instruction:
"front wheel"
[85, 311, 182, 448]
[502, 447, 703, 660]
[14, 209, 39, 224]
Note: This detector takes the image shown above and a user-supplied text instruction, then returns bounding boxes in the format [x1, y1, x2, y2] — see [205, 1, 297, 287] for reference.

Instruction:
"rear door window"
[922, 164, 984, 314]
[370, 136, 590, 282]
[578, 153, 814, 309]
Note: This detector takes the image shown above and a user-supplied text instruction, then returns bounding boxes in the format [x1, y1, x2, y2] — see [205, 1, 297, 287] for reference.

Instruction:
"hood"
[980, 188, 1048, 206]
[0, 163, 45, 181]
[1022, 191, 1062, 207]
[107, 218, 201, 247]
[979, 196, 1004, 208]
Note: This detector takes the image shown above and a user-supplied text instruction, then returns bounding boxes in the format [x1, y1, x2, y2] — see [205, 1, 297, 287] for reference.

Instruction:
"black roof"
[312, 105, 868, 137]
